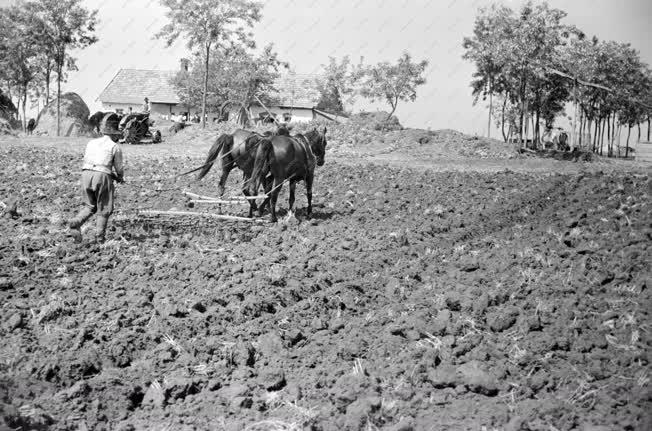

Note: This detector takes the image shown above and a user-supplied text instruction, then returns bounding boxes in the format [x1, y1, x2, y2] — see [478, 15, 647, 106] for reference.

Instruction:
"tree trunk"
[532, 108, 539, 148]
[524, 111, 529, 146]
[201, 41, 211, 129]
[14, 91, 20, 127]
[607, 113, 612, 157]
[609, 112, 616, 157]
[600, 116, 606, 156]
[385, 96, 399, 123]
[518, 73, 526, 147]
[578, 109, 583, 148]
[570, 79, 578, 149]
[625, 125, 631, 157]
[592, 119, 598, 153]
[487, 81, 492, 139]
[56, 58, 62, 137]
[22, 84, 27, 133]
[383, 97, 399, 131]
[637, 122, 641, 143]
[501, 97, 507, 142]
[45, 61, 51, 107]
[647, 116, 650, 141]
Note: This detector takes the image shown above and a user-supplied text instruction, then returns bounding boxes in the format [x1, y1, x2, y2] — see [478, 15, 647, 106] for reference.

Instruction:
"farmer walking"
[67, 121, 124, 243]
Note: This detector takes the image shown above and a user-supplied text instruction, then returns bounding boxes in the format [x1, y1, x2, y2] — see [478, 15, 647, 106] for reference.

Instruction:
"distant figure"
[142, 97, 150, 114]
[128, 107, 133, 114]
[542, 127, 569, 151]
[26, 118, 36, 135]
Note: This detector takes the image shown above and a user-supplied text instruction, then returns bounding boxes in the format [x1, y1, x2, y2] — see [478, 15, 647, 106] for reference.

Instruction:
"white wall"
[100, 102, 177, 117]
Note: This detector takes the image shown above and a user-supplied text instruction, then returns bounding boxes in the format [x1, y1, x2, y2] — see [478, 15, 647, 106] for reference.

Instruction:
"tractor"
[100, 112, 162, 144]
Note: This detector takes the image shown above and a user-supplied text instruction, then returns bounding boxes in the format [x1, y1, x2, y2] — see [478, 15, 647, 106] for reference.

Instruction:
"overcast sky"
[5, 0, 651, 134]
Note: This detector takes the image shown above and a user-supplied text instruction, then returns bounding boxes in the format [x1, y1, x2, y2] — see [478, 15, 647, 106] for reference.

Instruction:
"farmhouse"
[97, 69, 346, 123]
[98, 69, 180, 115]
[250, 73, 346, 123]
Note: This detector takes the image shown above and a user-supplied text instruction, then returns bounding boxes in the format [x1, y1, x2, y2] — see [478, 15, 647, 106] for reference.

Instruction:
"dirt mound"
[163, 115, 517, 160]
[520, 148, 598, 162]
[287, 120, 519, 160]
[34, 92, 93, 137]
[350, 111, 403, 131]
[0, 141, 650, 430]
[165, 121, 278, 147]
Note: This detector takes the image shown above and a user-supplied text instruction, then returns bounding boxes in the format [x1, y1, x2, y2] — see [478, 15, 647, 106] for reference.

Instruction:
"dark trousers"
[70, 170, 115, 239]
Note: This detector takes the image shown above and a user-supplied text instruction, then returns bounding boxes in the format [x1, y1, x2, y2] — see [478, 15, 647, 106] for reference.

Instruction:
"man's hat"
[100, 122, 121, 136]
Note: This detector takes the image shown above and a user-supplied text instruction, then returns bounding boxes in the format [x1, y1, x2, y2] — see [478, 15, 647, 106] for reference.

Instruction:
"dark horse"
[249, 127, 327, 222]
[197, 126, 289, 217]
[26, 118, 36, 135]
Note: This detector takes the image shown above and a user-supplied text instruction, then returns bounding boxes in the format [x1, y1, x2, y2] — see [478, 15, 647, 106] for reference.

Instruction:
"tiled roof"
[98, 69, 322, 108]
[271, 73, 321, 109]
[98, 69, 180, 104]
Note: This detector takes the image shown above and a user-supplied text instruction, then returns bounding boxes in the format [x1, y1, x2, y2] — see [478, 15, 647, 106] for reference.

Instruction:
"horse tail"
[197, 133, 232, 180]
[250, 138, 274, 193]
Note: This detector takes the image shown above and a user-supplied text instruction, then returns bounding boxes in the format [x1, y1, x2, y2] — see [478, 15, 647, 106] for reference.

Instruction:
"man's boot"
[68, 207, 94, 230]
[67, 208, 93, 243]
[95, 215, 109, 243]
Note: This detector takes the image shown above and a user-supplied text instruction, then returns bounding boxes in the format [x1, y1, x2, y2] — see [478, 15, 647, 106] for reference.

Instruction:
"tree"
[30, 0, 98, 136]
[358, 52, 428, 125]
[0, 5, 41, 131]
[464, 1, 578, 146]
[157, 0, 263, 128]
[316, 85, 344, 114]
[463, 3, 512, 138]
[171, 44, 285, 124]
[315, 56, 360, 115]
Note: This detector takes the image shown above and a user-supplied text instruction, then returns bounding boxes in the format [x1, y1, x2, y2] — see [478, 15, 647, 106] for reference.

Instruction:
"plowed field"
[1, 134, 650, 431]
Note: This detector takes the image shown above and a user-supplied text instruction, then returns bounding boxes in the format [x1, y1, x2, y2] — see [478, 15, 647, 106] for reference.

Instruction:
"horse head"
[276, 124, 291, 136]
[307, 127, 327, 166]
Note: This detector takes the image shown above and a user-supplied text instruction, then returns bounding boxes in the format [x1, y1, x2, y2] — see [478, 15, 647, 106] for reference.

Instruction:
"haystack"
[34, 92, 93, 137]
[0, 118, 17, 136]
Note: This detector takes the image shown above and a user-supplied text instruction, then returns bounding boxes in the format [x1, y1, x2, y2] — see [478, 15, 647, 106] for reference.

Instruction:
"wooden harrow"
[128, 175, 295, 225]
[130, 191, 267, 224]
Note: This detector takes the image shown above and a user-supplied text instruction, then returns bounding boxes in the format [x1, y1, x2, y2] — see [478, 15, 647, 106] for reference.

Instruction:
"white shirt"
[82, 136, 124, 179]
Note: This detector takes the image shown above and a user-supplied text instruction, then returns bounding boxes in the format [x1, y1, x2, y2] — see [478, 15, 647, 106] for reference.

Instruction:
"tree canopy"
[157, 0, 263, 127]
[315, 56, 360, 115]
[463, 0, 652, 155]
[358, 53, 428, 124]
[0, 0, 97, 133]
[171, 44, 286, 121]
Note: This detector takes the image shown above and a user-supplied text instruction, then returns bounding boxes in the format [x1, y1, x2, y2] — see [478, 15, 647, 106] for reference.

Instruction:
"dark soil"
[0, 141, 650, 431]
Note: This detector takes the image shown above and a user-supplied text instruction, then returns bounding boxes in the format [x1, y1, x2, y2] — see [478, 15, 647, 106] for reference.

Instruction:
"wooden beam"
[254, 94, 281, 126]
[190, 199, 247, 205]
[137, 210, 263, 222]
[183, 191, 219, 200]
